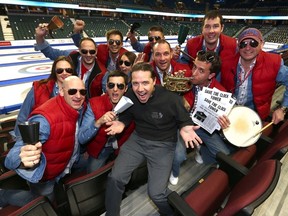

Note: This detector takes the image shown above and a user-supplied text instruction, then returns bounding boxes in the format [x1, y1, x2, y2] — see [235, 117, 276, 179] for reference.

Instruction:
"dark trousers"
[105, 132, 176, 216]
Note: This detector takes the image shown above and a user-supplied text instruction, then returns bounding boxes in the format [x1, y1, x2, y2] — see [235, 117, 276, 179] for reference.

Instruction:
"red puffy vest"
[32, 79, 55, 110]
[31, 95, 79, 181]
[221, 51, 281, 120]
[87, 94, 134, 158]
[186, 34, 237, 69]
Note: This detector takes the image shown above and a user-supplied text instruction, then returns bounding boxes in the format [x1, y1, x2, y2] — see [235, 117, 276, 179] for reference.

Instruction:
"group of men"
[1, 9, 288, 216]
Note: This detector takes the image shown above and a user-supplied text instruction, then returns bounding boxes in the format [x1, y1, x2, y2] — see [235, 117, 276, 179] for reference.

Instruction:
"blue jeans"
[171, 132, 186, 177]
[171, 128, 237, 176]
[0, 189, 38, 207]
[87, 146, 114, 173]
[196, 128, 237, 164]
[0, 180, 55, 207]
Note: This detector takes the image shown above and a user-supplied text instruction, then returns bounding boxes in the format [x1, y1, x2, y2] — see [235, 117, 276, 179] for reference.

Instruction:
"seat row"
[0, 159, 148, 215]
[0, 119, 286, 215]
[0, 118, 16, 166]
[168, 120, 288, 215]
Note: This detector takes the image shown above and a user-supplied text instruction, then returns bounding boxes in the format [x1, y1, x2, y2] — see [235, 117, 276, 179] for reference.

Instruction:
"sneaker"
[195, 149, 203, 164]
[169, 172, 179, 185]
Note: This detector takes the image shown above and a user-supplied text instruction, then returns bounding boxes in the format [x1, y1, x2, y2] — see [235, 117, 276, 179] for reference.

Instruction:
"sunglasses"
[108, 39, 121, 46]
[55, 68, 73, 74]
[80, 49, 96, 55]
[107, 82, 125, 90]
[239, 39, 259, 49]
[119, 60, 132, 67]
[196, 50, 216, 63]
[67, 88, 87, 96]
[148, 36, 161, 42]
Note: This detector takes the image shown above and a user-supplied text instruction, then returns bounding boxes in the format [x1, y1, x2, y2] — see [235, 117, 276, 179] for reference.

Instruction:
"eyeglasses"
[108, 39, 121, 46]
[196, 50, 216, 63]
[107, 82, 125, 90]
[80, 49, 96, 55]
[67, 88, 87, 96]
[239, 39, 259, 49]
[55, 68, 73, 74]
[119, 60, 132, 67]
[148, 36, 161, 42]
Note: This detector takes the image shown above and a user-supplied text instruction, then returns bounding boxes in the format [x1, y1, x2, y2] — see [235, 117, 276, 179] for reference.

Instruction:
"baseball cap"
[238, 28, 263, 43]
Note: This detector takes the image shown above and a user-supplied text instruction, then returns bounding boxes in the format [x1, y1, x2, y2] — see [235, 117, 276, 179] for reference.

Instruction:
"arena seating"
[217, 159, 281, 216]
[0, 118, 16, 129]
[79, 16, 127, 38]
[168, 159, 281, 216]
[56, 161, 114, 216]
[0, 196, 58, 216]
[178, 21, 202, 36]
[0, 118, 16, 155]
[0, 12, 287, 45]
[0, 134, 10, 156]
[265, 25, 288, 44]
[223, 22, 245, 37]
[0, 22, 4, 41]
[168, 118, 287, 216]
[0, 2, 287, 215]
[8, 14, 73, 40]
[124, 18, 163, 36]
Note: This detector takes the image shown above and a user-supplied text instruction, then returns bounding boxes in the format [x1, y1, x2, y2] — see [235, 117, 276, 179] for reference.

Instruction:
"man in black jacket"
[104, 62, 202, 216]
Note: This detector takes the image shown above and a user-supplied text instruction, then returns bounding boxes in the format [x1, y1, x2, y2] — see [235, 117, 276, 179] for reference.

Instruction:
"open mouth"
[137, 92, 147, 101]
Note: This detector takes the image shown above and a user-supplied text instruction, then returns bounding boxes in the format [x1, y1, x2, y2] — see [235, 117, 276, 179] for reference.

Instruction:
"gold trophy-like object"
[163, 72, 193, 93]
[162, 24, 193, 94]
[47, 15, 64, 38]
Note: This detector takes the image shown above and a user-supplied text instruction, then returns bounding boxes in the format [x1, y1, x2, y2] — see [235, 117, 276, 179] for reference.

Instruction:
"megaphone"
[47, 16, 64, 38]
[125, 22, 141, 42]
[178, 24, 190, 45]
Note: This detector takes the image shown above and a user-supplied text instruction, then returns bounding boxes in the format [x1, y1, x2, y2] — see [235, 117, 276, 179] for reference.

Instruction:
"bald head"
[61, 76, 86, 110]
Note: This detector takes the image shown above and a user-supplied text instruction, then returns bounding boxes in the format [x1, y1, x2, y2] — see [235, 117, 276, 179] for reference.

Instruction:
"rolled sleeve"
[131, 41, 145, 52]
[34, 40, 50, 51]
[5, 115, 50, 183]
[15, 154, 46, 183]
[34, 40, 72, 60]
[179, 46, 190, 64]
[78, 104, 99, 144]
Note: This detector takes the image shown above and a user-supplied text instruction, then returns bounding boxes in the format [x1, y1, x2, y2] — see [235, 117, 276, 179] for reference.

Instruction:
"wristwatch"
[280, 106, 288, 115]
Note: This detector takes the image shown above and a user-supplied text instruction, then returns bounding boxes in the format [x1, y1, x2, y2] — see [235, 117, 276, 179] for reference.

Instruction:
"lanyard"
[237, 67, 253, 86]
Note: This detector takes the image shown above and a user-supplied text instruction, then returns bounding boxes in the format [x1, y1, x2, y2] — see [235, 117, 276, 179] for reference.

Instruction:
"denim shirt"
[234, 58, 288, 108]
[34, 40, 73, 60]
[234, 59, 255, 109]
[102, 71, 109, 93]
[131, 40, 145, 52]
[277, 60, 288, 107]
[5, 115, 50, 183]
[78, 103, 99, 145]
[5, 111, 83, 183]
[13, 83, 59, 138]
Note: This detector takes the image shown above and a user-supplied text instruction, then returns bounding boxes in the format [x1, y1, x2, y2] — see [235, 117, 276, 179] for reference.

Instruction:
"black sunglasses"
[67, 88, 87, 96]
[80, 49, 96, 55]
[108, 39, 121, 46]
[148, 36, 161, 42]
[119, 60, 132, 67]
[239, 39, 259, 49]
[55, 68, 73, 74]
[196, 50, 216, 63]
[107, 82, 125, 90]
